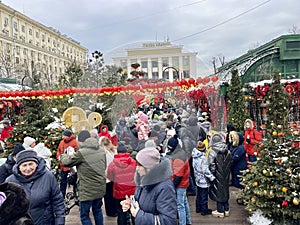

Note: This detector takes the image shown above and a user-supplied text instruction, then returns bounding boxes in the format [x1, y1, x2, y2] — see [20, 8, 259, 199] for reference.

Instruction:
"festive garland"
[0, 76, 219, 99]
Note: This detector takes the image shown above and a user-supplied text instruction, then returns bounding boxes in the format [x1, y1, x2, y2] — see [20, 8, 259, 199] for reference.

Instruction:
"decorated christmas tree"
[226, 69, 248, 132]
[266, 71, 290, 129]
[239, 123, 300, 224]
[239, 70, 299, 224]
[4, 98, 65, 173]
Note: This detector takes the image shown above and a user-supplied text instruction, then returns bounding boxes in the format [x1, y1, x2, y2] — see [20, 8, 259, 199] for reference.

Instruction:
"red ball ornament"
[282, 200, 288, 207]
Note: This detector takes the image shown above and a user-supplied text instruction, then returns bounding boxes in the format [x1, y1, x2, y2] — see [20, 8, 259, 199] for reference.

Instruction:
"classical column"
[147, 58, 152, 79]
[158, 57, 162, 79]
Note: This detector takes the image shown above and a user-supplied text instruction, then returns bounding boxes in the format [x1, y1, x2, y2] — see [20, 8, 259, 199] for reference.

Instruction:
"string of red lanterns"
[0, 76, 219, 99]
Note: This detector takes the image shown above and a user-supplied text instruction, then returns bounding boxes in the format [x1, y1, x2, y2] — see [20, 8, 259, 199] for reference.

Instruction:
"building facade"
[0, 2, 87, 88]
[112, 41, 198, 81]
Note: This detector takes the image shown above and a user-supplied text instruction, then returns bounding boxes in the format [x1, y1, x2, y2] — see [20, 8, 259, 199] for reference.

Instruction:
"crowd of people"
[0, 102, 263, 225]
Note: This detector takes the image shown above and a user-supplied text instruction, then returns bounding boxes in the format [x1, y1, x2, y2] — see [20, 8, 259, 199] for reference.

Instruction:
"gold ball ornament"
[263, 190, 267, 195]
[282, 187, 287, 193]
[263, 169, 268, 174]
[277, 125, 282, 129]
[269, 172, 273, 176]
[277, 204, 281, 208]
[254, 152, 258, 156]
[293, 198, 299, 206]
[286, 168, 292, 174]
[21, 121, 25, 125]
[251, 197, 256, 203]
[269, 191, 274, 198]
[23, 131, 27, 134]
[285, 149, 289, 153]
[272, 131, 278, 136]
[253, 181, 258, 187]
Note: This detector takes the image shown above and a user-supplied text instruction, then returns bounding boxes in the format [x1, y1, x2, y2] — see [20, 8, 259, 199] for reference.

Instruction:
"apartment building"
[0, 2, 87, 88]
[112, 41, 198, 81]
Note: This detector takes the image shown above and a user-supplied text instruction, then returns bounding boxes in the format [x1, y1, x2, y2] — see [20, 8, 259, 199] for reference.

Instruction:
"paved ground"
[65, 186, 251, 225]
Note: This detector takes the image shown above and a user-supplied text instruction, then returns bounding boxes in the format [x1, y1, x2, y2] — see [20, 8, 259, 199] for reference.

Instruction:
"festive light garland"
[0, 76, 219, 100]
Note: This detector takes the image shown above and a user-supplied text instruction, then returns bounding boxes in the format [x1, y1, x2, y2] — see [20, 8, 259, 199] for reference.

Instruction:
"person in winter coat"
[5, 150, 65, 225]
[98, 124, 112, 142]
[0, 120, 13, 141]
[100, 136, 118, 217]
[56, 129, 79, 199]
[34, 142, 52, 170]
[106, 141, 136, 225]
[0, 182, 34, 225]
[228, 131, 248, 189]
[192, 141, 215, 216]
[208, 134, 232, 218]
[61, 130, 106, 225]
[0, 143, 25, 183]
[22, 136, 36, 150]
[121, 147, 177, 225]
[244, 118, 262, 163]
[167, 135, 192, 225]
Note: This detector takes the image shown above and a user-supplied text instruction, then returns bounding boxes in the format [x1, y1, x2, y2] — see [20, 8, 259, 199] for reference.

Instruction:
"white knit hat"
[23, 136, 36, 147]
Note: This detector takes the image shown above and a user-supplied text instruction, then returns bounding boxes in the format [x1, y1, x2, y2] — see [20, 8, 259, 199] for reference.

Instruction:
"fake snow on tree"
[248, 210, 272, 225]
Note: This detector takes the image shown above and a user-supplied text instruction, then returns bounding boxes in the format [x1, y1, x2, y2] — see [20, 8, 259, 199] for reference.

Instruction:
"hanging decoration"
[0, 76, 220, 100]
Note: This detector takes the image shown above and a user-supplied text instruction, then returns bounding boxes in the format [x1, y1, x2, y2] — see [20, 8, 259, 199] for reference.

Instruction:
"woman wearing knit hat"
[5, 150, 65, 225]
[191, 141, 215, 215]
[23, 136, 36, 150]
[121, 147, 177, 225]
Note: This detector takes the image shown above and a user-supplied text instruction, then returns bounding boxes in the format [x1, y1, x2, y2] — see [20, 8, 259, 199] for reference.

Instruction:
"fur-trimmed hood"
[0, 182, 33, 225]
[244, 119, 255, 130]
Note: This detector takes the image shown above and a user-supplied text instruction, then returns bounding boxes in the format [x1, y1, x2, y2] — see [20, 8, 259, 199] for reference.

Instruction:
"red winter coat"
[243, 119, 262, 156]
[106, 153, 136, 199]
[0, 125, 13, 141]
[98, 125, 112, 142]
[56, 135, 79, 172]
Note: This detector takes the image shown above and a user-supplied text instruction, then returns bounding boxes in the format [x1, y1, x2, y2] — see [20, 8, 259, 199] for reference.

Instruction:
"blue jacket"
[6, 158, 65, 225]
[134, 157, 177, 225]
[229, 132, 248, 172]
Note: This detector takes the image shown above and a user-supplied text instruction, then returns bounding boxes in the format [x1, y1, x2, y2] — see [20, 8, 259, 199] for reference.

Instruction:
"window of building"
[29, 28, 32, 35]
[183, 70, 190, 79]
[183, 57, 189, 66]
[162, 59, 168, 67]
[13, 33, 18, 40]
[23, 48, 27, 55]
[172, 58, 179, 67]
[48, 37, 50, 43]
[21, 25, 25, 32]
[16, 46, 20, 54]
[36, 31, 39, 38]
[121, 61, 127, 69]
[13, 21, 18, 30]
[163, 70, 169, 80]
[15, 57, 19, 64]
[152, 61, 158, 68]
[42, 34, 45, 42]
[152, 72, 159, 79]
[30, 50, 34, 58]
[141, 61, 147, 68]
[4, 17, 8, 26]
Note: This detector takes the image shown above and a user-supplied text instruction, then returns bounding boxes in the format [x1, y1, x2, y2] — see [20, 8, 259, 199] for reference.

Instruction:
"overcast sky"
[3, 0, 300, 73]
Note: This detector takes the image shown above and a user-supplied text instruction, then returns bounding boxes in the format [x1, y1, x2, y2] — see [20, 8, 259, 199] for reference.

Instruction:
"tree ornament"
[282, 200, 288, 207]
[262, 169, 268, 175]
[286, 168, 292, 174]
[282, 187, 287, 193]
[293, 198, 299, 206]
[253, 181, 258, 187]
[272, 131, 278, 136]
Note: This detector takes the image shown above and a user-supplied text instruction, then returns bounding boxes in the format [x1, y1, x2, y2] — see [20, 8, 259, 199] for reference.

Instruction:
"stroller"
[65, 172, 79, 215]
